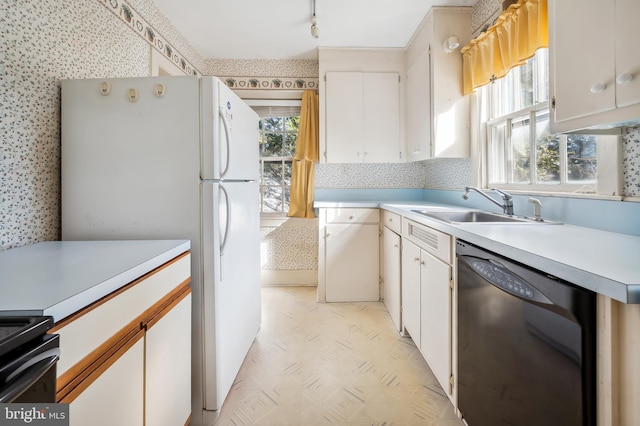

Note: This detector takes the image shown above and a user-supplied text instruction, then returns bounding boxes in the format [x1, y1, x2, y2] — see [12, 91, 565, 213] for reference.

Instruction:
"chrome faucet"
[463, 186, 514, 215]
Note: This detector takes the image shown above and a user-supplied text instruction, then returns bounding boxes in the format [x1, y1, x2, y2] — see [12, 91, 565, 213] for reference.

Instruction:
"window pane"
[261, 186, 283, 213]
[285, 117, 299, 131]
[283, 161, 292, 186]
[488, 123, 507, 184]
[535, 111, 560, 183]
[511, 116, 530, 183]
[261, 133, 283, 156]
[535, 49, 549, 103]
[263, 162, 282, 185]
[283, 133, 297, 157]
[567, 135, 597, 183]
[263, 117, 283, 132]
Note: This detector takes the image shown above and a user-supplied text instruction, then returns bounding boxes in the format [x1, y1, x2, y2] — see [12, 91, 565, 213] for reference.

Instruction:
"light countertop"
[316, 201, 640, 303]
[0, 240, 190, 321]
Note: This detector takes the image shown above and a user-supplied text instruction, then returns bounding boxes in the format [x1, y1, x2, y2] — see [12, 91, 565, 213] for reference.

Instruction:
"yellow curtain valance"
[461, 0, 548, 95]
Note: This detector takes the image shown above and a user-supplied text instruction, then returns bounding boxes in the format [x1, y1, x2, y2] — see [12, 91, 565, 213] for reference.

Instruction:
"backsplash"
[315, 159, 471, 190]
[0, 0, 202, 250]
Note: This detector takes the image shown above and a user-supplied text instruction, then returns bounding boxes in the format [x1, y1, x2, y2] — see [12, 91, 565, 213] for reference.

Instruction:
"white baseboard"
[261, 269, 317, 286]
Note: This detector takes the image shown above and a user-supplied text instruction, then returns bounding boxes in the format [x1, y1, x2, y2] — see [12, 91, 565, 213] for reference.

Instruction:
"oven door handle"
[0, 350, 60, 403]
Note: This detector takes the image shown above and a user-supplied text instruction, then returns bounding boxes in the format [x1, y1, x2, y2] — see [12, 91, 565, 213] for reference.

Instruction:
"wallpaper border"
[98, 0, 201, 76]
[219, 76, 320, 90]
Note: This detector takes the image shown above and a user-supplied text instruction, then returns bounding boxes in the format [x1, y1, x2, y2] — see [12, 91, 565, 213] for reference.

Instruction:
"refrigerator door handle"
[219, 184, 231, 282]
[218, 108, 231, 178]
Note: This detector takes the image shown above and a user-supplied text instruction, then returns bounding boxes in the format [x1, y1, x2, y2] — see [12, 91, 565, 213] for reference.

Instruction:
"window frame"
[256, 113, 300, 216]
[480, 49, 620, 196]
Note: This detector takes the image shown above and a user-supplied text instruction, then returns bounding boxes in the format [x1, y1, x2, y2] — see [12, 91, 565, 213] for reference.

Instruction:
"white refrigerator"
[60, 76, 261, 424]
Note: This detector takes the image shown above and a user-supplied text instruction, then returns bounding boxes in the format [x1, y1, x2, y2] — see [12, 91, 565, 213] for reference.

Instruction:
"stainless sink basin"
[411, 210, 555, 224]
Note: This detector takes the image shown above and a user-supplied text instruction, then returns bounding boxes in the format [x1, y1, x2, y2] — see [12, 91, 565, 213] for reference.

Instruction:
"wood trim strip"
[145, 285, 192, 330]
[55, 278, 191, 398]
[50, 251, 190, 332]
[56, 320, 140, 400]
[58, 328, 145, 404]
[184, 414, 191, 426]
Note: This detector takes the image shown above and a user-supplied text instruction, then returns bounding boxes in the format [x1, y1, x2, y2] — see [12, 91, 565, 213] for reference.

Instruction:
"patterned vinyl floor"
[213, 286, 465, 425]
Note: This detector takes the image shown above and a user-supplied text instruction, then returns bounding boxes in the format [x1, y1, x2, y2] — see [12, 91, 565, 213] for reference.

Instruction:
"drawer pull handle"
[590, 83, 606, 94]
[617, 73, 634, 85]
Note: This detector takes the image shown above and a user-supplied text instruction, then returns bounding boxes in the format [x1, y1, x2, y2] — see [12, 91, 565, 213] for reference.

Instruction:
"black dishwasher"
[0, 316, 60, 403]
[457, 240, 596, 426]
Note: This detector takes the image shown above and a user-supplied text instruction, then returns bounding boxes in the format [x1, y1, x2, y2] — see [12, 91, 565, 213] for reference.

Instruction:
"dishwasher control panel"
[466, 258, 552, 304]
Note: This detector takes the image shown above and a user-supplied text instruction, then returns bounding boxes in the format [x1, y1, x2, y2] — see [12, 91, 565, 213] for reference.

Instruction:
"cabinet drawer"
[402, 219, 452, 264]
[52, 253, 191, 381]
[324, 208, 380, 224]
[382, 210, 401, 234]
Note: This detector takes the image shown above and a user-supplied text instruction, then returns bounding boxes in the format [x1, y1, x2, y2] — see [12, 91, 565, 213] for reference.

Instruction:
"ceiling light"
[443, 35, 460, 53]
[311, 0, 319, 39]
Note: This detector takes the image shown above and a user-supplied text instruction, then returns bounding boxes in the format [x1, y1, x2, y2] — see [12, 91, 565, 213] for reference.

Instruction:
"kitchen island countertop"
[0, 240, 190, 321]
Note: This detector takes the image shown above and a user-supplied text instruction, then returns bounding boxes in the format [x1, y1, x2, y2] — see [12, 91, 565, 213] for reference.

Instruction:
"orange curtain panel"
[461, 0, 548, 95]
[287, 90, 319, 218]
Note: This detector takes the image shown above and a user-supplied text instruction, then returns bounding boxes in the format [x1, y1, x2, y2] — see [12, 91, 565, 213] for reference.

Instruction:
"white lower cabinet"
[319, 208, 380, 302]
[69, 335, 145, 426]
[401, 219, 454, 402]
[54, 252, 192, 426]
[145, 293, 192, 426]
[382, 226, 402, 332]
[401, 239, 422, 348]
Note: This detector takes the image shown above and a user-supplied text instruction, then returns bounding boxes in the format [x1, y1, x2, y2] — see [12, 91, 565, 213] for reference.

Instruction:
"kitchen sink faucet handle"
[528, 198, 543, 221]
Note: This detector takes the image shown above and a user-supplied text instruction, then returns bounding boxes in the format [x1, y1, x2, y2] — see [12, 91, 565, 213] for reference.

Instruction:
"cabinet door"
[363, 73, 401, 163]
[383, 227, 402, 332]
[69, 336, 144, 426]
[145, 292, 192, 426]
[325, 72, 363, 163]
[325, 223, 379, 302]
[550, 0, 615, 124]
[407, 48, 431, 162]
[401, 239, 421, 347]
[615, 0, 640, 108]
[420, 250, 452, 396]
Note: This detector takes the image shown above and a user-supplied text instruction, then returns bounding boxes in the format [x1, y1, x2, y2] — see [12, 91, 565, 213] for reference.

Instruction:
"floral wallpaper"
[623, 127, 640, 197]
[0, 0, 202, 250]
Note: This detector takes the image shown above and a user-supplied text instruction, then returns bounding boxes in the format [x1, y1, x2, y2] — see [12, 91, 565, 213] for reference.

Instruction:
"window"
[483, 49, 606, 194]
[258, 114, 299, 213]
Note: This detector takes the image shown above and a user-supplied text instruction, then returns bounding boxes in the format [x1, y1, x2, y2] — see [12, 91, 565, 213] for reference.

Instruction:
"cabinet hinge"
[398, 75, 401, 83]
[449, 375, 454, 393]
[449, 279, 454, 290]
[551, 96, 556, 110]
[379, 276, 383, 284]
[323, 74, 326, 82]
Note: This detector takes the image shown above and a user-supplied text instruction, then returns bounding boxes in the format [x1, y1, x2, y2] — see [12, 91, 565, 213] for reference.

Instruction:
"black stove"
[0, 316, 60, 403]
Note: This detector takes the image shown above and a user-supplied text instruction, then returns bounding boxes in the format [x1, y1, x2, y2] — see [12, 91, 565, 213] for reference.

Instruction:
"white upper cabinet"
[405, 7, 471, 161]
[550, 0, 640, 132]
[325, 71, 401, 163]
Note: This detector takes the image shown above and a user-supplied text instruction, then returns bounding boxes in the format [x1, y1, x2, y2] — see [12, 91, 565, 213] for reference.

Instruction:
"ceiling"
[152, 0, 478, 61]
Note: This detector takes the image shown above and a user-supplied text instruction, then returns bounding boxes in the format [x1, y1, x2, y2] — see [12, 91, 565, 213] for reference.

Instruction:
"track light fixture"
[311, 0, 319, 38]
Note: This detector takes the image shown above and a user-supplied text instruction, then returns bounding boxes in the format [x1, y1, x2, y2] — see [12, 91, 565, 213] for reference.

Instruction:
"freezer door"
[201, 77, 260, 181]
[201, 181, 261, 411]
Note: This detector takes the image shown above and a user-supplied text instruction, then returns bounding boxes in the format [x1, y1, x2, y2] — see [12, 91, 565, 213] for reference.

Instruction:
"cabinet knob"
[349, 215, 354, 220]
[394, 244, 399, 248]
[590, 83, 606, 94]
[617, 73, 634, 85]
[388, 218, 393, 222]
[420, 261, 426, 265]
[414, 257, 420, 262]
